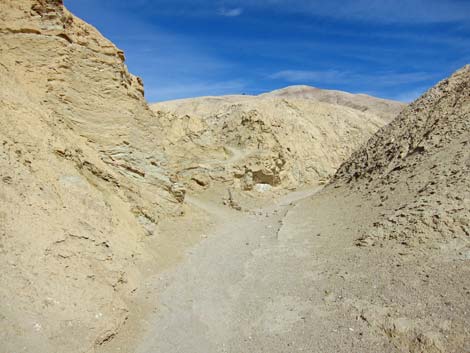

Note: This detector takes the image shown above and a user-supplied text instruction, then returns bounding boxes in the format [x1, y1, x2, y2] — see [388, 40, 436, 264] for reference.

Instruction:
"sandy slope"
[334, 65, 470, 247]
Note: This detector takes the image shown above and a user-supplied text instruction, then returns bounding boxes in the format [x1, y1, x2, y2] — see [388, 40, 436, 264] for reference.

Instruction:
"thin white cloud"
[270, 70, 345, 82]
[79, 0, 470, 23]
[270, 70, 438, 87]
[238, 0, 470, 23]
[218, 7, 244, 17]
[146, 79, 248, 102]
[107, 26, 240, 101]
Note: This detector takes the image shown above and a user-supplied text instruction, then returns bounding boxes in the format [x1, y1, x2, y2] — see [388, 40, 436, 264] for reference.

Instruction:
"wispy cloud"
[270, 70, 346, 83]
[230, 0, 470, 23]
[146, 79, 249, 102]
[121, 34, 239, 101]
[100, 0, 470, 23]
[218, 7, 244, 17]
[270, 69, 439, 87]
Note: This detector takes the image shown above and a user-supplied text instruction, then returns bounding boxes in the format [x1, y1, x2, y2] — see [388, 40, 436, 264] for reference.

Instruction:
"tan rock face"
[334, 65, 470, 246]
[152, 93, 404, 192]
[0, 1, 181, 352]
[1, 0, 185, 213]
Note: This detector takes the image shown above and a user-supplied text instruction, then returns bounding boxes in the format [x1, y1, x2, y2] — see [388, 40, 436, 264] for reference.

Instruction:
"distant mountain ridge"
[151, 86, 403, 192]
[262, 85, 405, 122]
[155, 85, 405, 123]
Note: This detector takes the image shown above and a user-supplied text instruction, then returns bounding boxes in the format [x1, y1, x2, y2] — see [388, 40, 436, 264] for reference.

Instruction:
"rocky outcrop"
[0, 1, 183, 352]
[152, 92, 401, 193]
[334, 65, 470, 246]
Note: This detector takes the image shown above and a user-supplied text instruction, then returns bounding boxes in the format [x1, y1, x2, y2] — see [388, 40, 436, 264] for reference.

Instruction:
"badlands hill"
[334, 65, 470, 245]
[1, 1, 184, 352]
[263, 85, 404, 122]
[152, 91, 404, 193]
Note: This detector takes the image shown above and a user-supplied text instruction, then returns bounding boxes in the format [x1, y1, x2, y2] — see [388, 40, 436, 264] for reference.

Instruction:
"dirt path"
[134, 187, 325, 353]
[129, 184, 396, 353]
[132, 186, 382, 353]
[101, 185, 469, 353]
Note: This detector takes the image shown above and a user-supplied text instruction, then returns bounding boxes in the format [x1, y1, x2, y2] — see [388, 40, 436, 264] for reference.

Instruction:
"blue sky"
[65, 0, 470, 103]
